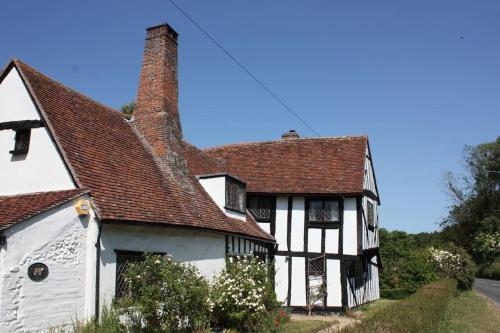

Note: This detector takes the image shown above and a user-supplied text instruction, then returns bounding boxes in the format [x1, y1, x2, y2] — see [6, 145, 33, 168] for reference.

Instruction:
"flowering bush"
[210, 255, 287, 332]
[426, 247, 476, 290]
[114, 253, 211, 333]
[472, 232, 500, 263]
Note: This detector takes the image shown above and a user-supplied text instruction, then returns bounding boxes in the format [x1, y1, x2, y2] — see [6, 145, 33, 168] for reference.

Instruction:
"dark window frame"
[247, 195, 274, 222]
[114, 250, 166, 299]
[308, 256, 326, 277]
[367, 201, 375, 229]
[225, 176, 246, 214]
[9, 128, 31, 155]
[306, 198, 340, 223]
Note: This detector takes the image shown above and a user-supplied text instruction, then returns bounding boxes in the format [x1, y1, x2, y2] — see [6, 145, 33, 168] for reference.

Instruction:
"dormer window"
[308, 199, 339, 222]
[248, 196, 273, 222]
[10, 128, 31, 155]
[225, 177, 246, 214]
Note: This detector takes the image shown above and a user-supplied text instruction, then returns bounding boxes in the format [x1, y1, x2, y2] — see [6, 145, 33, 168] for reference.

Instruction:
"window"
[248, 196, 273, 222]
[225, 177, 246, 213]
[367, 201, 375, 228]
[115, 251, 145, 298]
[347, 261, 367, 285]
[308, 256, 325, 277]
[308, 199, 339, 222]
[10, 128, 31, 155]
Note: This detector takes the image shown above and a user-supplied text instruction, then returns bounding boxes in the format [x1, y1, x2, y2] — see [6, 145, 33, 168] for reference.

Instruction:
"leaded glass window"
[308, 256, 325, 276]
[115, 252, 145, 298]
[367, 201, 375, 228]
[308, 199, 339, 222]
[248, 196, 272, 221]
[225, 177, 246, 213]
[10, 128, 31, 155]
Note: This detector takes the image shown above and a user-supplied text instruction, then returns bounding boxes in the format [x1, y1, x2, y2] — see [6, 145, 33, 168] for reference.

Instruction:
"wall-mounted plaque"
[28, 263, 49, 281]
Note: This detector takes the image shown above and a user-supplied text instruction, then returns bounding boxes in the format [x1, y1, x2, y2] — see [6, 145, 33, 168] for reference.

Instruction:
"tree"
[441, 136, 500, 263]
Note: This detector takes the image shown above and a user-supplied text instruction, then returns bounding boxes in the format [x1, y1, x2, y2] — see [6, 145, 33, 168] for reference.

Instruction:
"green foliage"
[120, 102, 135, 119]
[114, 254, 211, 333]
[477, 257, 500, 280]
[210, 255, 286, 333]
[441, 136, 500, 263]
[50, 307, 123, 333]
[427, 246, 476, 290]
[379, 229, 439, 298]
[341, 280, 457, 333]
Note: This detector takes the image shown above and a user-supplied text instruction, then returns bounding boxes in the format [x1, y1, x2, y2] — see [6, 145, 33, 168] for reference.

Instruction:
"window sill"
[224, 206, 246, 215]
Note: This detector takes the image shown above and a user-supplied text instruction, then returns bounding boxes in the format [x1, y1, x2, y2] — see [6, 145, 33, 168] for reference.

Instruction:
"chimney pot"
[146, 23, 178, 44]
[281, 129, 300, 140]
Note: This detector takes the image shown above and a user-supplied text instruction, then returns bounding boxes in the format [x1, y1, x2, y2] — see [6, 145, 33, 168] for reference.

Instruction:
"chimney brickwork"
[134, 24, 192, 191]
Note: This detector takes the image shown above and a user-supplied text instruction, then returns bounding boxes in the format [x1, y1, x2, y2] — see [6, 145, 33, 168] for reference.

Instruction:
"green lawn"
[442, 290, 500, 333]
[281, 319, 333, 333]
[341, 280, 500, 333]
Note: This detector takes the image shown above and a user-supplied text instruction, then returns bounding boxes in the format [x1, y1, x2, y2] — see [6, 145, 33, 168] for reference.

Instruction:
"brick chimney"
[281, 129, 300, 140]
[134, 23, 192, 191]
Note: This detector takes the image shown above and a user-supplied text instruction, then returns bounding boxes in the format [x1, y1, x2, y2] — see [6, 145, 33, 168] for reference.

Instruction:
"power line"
[167, 0, 321, 137]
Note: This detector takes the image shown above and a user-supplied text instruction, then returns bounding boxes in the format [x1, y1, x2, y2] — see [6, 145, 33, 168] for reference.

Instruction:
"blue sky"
[1, 1, 499, 233]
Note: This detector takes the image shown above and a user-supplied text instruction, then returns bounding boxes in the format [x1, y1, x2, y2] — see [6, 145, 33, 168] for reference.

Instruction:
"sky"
[1, 1, 499, 233]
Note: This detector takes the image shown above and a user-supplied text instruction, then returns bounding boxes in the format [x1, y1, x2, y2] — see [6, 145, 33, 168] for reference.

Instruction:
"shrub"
[477, 257, 500, 280]
[379, 229, 440, 299]
[427, 247, 476, 290]
[210, 255, 286, 332]
[114, 253, 211, 332]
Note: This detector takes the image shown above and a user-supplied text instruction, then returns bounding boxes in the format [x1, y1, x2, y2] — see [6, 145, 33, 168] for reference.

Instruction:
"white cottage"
[0, 23, 380, 331]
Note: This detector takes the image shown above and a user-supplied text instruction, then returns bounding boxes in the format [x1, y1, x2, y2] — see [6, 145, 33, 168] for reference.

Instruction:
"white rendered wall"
[0, 127, 75, 195]
[0, 67, 75, 196]
[198, 176, 246, 221]
[0, 68, 39, 123]
[290, 197, 304, 251]
[0, 194, 95, 332]
[99, 224, 226, 306]
[325, 229, 339, 254]
[274, 256, 289, 304]
[275, 197, 288, 251]
[308, 228, 322, 253]
[290, 257, 306, 306]
[343, 198, 358, 255]
[326, 259, 342, 307]
[257, 222, 271, 235]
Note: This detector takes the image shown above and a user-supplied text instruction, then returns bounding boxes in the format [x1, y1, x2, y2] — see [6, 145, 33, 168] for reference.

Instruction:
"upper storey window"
[225, 177, 246, 214]
[248, 196, 273, 222]
[367, 201, 375, 228]
[10, 128, 31, 155]
[308, 199, 339, 222]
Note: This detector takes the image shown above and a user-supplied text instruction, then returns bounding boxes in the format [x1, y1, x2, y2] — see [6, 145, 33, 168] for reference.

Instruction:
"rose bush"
[427, 247, 476, 290]
[210, 255, 287, 332]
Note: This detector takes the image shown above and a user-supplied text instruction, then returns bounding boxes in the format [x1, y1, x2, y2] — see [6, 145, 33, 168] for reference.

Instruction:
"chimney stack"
[134, 23, 192, 191]
[281, 129, 300, 140]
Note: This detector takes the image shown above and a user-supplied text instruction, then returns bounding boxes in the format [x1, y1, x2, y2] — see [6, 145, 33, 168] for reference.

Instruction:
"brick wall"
[133, 24, 192, 191]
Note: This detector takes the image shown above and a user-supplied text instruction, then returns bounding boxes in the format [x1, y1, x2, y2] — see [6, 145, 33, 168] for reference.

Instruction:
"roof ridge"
[203, 135, 368, 151]
[0, 188, 89, 199]
[13, 59, 126, 119]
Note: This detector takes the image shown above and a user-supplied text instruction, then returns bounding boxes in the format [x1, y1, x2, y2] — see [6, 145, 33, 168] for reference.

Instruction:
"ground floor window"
[115, 251, 146, 298]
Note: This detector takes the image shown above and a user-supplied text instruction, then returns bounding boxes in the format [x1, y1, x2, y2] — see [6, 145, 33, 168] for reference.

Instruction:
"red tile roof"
[203, 137, 368, 195]
[0, 189, 89, 230]
[9, 60, 272, 241]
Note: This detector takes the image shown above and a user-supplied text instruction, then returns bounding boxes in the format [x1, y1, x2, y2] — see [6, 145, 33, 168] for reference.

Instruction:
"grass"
[340, 279, 457, 333]
[281, 319, 333, 333]
[442, 290, 500, 333]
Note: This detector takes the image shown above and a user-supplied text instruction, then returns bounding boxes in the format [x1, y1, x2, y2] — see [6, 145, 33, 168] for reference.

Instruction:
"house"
[0, 23, 380, 331]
